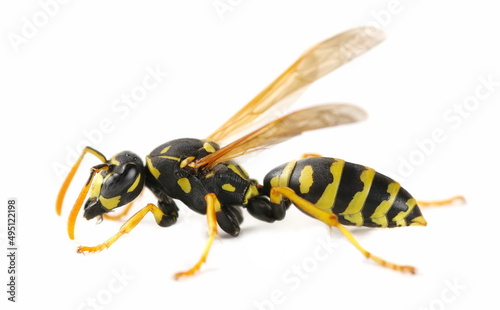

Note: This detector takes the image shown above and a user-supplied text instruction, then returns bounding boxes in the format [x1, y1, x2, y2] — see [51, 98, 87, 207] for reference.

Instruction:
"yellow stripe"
[180, 156, 195, 168]
[146, 156, 161, 179]
[205, 170, 215, 179]
[222, 183, 236, 192]
[370, 182, 400, 227]
[127, 174, 141, 193]
[177, 178, 192, 194]
[410, 216, 427, 226]
[160, 145, 171, 154]
[268, 161, 297, 205]
[340, 167, 375, 226]
[393, 198, 417, 227]
[315, 159, 345, 212]
[228, 164, 248, 180]
[270, 175, 279, 188]
[243, 184, 259, 205]
[278, 160, 297, 188]
[89, 173, 104, 198]
[110, 156, 120, 166]
[100, 195, 121, 210]
[203, 142, 216, 153]
[156, 155, 180, 161]
[298, 165, 314, 194]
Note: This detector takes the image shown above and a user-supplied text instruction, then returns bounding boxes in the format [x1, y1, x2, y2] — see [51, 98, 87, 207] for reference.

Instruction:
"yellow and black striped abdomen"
[263, 157, 426, 228]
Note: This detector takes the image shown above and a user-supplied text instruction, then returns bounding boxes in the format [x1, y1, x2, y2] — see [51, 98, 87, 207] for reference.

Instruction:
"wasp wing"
[196, 104, 366, 169]
[206, 27, 384, 143]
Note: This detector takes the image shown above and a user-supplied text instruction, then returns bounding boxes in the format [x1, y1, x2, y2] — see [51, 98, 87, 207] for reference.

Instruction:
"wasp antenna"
[67, 165, 109, 240]
[56, 147, 107, 216]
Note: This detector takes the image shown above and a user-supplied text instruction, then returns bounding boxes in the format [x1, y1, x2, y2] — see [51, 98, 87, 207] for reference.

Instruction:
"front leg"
[78, 202, 177, 254]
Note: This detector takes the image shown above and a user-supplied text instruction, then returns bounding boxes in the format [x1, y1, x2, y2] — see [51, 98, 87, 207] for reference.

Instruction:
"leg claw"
[77, 245, 107, 254]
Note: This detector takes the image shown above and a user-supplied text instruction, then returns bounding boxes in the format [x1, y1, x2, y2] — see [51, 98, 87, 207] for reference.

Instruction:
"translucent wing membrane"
[206, 27, 385, 143]
[195, 104, 367, 169]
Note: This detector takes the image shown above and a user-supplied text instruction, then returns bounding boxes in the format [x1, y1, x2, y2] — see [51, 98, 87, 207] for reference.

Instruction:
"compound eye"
[101, 164, 141, 198]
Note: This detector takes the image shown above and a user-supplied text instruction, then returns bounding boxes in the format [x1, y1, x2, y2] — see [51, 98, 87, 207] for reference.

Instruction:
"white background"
[1, 1, 499, 309]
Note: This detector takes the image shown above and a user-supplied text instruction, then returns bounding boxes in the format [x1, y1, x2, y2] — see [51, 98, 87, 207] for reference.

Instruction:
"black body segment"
[146, 138, 217, 213]
[263, 157, 426, 228]
[144, 138, 261, 236]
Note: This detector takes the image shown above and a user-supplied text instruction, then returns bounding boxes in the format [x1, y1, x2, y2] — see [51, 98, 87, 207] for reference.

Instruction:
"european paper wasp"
[56, 27, 462, 279]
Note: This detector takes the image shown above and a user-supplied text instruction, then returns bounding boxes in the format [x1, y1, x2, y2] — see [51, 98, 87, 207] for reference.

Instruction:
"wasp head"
[83, 151, 145, 220]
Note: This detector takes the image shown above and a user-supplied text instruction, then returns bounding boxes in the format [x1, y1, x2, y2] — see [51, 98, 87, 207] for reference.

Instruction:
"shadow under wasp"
[56, 26, 463, 279]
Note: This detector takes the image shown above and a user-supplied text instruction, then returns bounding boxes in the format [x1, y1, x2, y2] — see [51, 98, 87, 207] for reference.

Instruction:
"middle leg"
[174, 193, 220, 280]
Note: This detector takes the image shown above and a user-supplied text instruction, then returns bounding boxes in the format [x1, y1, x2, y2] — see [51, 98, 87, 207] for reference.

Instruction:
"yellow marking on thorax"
[341, 167, 376, 226]
[177, 178, 192, 193]
[392, 198, 417, 227]
[237, 165, 250, 178]
[180, 156, 195, 168]
[127, 174, 141, 193]
[370, 182, 401, 227]
[243, 184, 260, 205]
[100, 195, 121, 210]
[203, 142, 216, 153]
[157, 155, 181, 161]
[146, 156, 161, 179]
[228, 164, 249, 180]
[299, 165, 314, 194]
[160, 145, 171, 154]
[315, 159, 345, 212]
[222, 183, 236, 192]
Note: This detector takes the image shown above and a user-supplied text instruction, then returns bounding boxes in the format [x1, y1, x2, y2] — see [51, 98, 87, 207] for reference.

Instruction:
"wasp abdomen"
[263, 157, 426, 228]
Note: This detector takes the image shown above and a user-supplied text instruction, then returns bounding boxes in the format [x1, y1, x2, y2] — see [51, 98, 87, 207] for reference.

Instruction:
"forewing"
[207, 27, 384, 143]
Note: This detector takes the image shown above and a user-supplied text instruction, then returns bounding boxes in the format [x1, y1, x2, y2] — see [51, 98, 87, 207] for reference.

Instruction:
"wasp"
[56, 27, 462, 279]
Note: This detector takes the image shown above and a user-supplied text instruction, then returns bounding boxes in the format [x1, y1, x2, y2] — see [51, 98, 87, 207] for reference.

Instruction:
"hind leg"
[417, 195, 465, 207]
[270, 186, 416, 274]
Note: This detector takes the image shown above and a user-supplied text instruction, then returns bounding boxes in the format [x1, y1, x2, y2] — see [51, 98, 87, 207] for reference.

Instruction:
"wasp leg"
[270, 186, 416, 274]
[77, 203, 170, 254]
[300, 153, 322, 159]
[174, 193, 220, 280]
[216, 205, 243, 237]
[417, 195, 465, 207]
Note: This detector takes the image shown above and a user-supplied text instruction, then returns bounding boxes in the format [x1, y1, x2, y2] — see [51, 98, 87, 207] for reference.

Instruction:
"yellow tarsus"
[417, 195, 465, 207]
[76, 203, 166, 253]
[300, 153, 322, 159]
